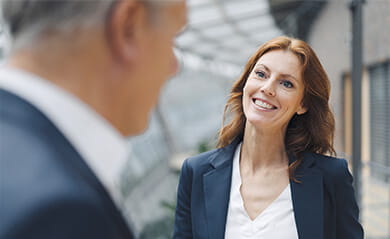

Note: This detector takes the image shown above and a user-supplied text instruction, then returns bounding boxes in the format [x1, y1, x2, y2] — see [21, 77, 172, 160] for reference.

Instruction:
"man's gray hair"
[1, 0, 116, 49]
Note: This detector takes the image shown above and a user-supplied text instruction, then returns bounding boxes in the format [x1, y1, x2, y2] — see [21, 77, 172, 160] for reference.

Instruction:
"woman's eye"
[256, 71, 266, 78]
[281, 80, 294, 88]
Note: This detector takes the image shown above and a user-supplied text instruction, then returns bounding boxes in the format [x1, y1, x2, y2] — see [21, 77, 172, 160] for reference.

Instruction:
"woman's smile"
[252, 98, 278, 110]
[243, 49, 306, 130]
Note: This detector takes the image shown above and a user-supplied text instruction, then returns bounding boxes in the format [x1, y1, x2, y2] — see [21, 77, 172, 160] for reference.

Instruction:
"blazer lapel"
[290, 153, 324, 239]
[203, 139, 239, 239]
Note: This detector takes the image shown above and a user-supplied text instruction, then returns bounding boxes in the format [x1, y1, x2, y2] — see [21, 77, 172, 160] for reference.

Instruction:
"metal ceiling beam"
[188, 0, 250, 10]
[176, 0, 283, 72]
[177, 46, 246, 66]
[190, 7, 271, 29]
[212, 0, 261, 45]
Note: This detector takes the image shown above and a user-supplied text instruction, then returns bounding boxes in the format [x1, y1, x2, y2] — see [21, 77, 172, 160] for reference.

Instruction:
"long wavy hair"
[217, 36, 336, 178]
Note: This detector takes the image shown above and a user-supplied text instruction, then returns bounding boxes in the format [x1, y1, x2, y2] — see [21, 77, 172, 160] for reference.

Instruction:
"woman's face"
[242, 49, 307, 132]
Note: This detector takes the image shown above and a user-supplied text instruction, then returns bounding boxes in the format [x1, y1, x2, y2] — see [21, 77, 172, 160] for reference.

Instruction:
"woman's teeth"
[254, 99, 275, 109]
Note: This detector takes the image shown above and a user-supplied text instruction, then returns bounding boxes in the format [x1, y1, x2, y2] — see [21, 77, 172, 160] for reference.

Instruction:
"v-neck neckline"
[231, 143, 291, 222]
[238, 183, 290, 222]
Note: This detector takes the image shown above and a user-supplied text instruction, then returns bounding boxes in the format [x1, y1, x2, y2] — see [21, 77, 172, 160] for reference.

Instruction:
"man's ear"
[106, 0, 145, 63]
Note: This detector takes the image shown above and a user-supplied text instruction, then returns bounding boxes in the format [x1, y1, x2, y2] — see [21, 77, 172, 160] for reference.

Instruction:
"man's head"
[1, 0, 187, 135]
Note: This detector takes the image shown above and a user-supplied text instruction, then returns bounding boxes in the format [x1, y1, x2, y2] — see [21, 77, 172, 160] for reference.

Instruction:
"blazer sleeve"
[173, 158, 193, 239]
[335, 159, 364, 239]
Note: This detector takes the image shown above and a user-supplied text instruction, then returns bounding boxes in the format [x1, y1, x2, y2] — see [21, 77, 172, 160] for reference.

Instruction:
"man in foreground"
[0, 0, 187, 238]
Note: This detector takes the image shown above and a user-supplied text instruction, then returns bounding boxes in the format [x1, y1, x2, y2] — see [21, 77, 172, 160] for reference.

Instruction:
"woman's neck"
[241, 122, 289, 174]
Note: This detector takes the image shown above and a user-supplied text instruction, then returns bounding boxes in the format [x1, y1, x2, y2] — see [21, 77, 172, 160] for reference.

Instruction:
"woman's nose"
[260, 81, 276, 96]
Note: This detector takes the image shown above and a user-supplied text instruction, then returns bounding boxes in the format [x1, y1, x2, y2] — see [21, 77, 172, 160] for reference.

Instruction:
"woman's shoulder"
[306, 152, 351, 180]
[182, 139, 240, 176]
[184, 148, 222, 169]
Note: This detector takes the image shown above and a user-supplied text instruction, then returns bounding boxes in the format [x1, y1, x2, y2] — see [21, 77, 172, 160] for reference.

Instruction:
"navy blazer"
[174, 138, 364, 239]
[0, 89, 133, 239]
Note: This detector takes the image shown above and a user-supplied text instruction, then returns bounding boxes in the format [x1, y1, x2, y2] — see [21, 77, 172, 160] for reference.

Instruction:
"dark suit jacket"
[0, 89, 133, 239]
[173, 138, 364, 239]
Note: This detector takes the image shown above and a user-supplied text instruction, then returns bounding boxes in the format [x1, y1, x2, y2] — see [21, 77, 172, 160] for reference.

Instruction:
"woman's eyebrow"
[254, 63, 270, 71]
[280, 73, 297, 81]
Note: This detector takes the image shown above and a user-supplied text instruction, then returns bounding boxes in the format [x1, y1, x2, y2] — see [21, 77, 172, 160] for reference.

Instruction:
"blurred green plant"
[139, 139, 215, 238]
[139, 200, 176, 239]
[197, 140, 213, 153]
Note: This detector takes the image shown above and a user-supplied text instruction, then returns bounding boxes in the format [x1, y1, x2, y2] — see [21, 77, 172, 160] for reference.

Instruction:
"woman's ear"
[297, 105, 307, 115]
[106, 0, 144, 63]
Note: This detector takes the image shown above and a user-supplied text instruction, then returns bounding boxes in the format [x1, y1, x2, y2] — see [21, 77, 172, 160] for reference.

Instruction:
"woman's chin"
[246, 117, 273, 129]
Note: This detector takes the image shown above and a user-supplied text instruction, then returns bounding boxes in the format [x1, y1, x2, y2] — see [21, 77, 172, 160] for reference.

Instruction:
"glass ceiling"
[175, 0, 283, 69]
[0, 0, 282, 67]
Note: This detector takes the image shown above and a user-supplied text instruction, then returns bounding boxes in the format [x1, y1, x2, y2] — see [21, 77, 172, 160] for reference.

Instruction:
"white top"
[224, 143, 299, 239]
[0, 66, 129, 209]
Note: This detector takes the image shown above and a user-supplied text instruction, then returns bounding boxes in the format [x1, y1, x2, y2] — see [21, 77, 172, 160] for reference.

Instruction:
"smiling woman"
[242, 50, 307, 136]
[218, 36, 336, 166]
[173, 36, 364, 239]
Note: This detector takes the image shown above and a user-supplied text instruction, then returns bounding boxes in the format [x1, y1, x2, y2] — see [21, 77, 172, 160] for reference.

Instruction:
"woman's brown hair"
[217, 36, 336, 177]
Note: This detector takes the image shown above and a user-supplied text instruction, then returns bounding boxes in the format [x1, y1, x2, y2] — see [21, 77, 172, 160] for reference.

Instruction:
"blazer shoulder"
[184, 148, 221, 171]
[308, 153, 350, 181]
[184, 139, 240, 170]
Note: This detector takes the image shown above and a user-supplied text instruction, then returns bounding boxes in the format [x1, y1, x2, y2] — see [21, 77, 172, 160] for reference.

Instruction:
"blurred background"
[1, 0, 389, 238]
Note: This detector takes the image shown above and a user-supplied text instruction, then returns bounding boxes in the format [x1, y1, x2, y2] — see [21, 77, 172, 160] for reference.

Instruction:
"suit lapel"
[0, 90, 134, 238]
[203, 139, 239, 239]
[290, 153, 324, 239]
[203, 165, 232, 239]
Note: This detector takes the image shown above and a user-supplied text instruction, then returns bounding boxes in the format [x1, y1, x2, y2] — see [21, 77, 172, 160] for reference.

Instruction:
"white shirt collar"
[0, 65, 128, 207]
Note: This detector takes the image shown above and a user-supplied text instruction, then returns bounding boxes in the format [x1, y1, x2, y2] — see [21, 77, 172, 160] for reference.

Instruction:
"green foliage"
[198, 140, 212, 153]
[139, 200, 176, 239]
[139, 215, 174, 239]
[140, 139, 215, 238]
[160, 200, 176, 212]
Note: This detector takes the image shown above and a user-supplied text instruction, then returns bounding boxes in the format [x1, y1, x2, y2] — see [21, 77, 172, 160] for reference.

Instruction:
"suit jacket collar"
[203, 137, 240, 239]
[203, 138, 323, 239]
[0, 89, 134, 238]
[0, 67, 128, 209]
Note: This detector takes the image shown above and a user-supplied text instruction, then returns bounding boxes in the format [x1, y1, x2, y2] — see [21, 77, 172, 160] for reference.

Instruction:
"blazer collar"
[204, 139, 324, 239]
[203, 137, 240, 239]
[209, 137, 242, 169]
[290, 152, 324, 239]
